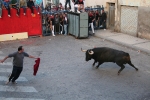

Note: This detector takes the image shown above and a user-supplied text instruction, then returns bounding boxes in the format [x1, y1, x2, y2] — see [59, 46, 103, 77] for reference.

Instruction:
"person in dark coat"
[101, 10, 107, 30]
[27, 0, 35, 16]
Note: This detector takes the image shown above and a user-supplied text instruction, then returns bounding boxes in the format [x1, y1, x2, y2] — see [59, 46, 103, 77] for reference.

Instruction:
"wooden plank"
[0, 32, 28, 42]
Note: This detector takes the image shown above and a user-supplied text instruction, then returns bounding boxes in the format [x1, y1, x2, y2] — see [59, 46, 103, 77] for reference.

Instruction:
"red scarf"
[33, 58, 40, 76]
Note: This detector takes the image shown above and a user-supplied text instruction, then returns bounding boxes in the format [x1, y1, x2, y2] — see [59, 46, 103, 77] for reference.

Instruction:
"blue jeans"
[21, 6, 26, 14]
[64, 24, 68, 35]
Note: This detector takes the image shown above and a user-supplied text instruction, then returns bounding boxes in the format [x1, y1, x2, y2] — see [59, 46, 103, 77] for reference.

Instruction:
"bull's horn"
[81, 48, 87, 52]
[88, 50, 94, 55]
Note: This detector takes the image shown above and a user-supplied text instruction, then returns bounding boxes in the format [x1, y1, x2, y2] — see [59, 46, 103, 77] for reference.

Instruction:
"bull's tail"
[125, 53, 138, 71]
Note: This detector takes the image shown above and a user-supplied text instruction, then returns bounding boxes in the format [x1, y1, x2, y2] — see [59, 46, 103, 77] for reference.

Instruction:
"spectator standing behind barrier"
[88, 11, 95, 35]
[95, 10, 100, 28]
[50, 14, 55, 36]
[19, 0, 27, 15]
[58, 3, 64, 11]
[54, 13, 60, 35]
[101, 10, 107, 30]
[27, 0, 35, 16]
[11, 0, 20, 17]
[0, 0, 3, 18]
[65, 0, 71, 11]
[45, 3, 51, 12]
[59, 14, 64, 34]
[3, 0, 11, 17]
[63, 13, 68, 35]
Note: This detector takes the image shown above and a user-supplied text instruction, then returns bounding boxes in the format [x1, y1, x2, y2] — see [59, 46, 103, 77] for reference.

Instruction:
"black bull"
[81, 47, 138, 75]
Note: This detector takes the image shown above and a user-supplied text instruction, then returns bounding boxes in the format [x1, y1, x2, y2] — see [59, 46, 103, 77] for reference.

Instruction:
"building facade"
[115, 0, 150, 40]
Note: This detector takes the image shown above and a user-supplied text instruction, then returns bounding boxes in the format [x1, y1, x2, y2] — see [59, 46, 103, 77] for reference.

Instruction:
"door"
[121, 6, 138, 36]
[108, 3, 115, 29]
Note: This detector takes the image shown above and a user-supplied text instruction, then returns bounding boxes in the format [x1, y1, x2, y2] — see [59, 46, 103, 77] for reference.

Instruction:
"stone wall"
[138, 7, 150, 40]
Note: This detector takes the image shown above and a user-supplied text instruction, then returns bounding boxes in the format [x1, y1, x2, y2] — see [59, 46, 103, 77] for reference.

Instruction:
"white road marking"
[0, 51, 3, 54]
[0, 68, 12, 73]
[0, 97, 45, 100]
[0, 56, 5, 59]
[146, 71, 150, 74]
[0, 62, 12, 66]
[0, 85, 38, 92]
[0, 76, 28, 81]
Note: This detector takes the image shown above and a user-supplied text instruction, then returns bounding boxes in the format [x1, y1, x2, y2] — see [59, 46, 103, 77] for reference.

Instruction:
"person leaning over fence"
[0, 0, 3, 18]
[3, 0, 11, 17]
[19, 0, 27, 15]
[88, 11, 95, 35]
[34, 0, 42, 14]
[11, 0, 20, 17]
[27, 0, 35, 16]
[63, 13, 68, 35]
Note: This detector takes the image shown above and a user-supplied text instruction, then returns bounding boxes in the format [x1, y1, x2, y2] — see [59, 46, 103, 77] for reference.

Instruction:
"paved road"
[0, 35, 150, 100]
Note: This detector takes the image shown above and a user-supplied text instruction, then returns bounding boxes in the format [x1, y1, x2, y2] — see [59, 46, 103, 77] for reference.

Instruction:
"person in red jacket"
[0, 46, 38, 84]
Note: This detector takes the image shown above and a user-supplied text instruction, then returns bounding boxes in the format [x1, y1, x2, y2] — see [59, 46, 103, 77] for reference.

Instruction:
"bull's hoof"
[118, 73, 120, 75]
[136, 68, 138, 71]
[95, 66, 99, 69]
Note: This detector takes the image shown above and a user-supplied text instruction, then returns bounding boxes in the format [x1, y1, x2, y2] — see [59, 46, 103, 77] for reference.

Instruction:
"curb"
[95, 34, 150, 55]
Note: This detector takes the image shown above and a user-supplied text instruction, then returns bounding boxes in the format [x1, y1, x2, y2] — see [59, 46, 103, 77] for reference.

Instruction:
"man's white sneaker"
[77, 10, 80, 13]
[8, 15, 11, 17]
[104, 29, 106, 30]
[0, 16, 1, 18]
[24, 13, 26, 15]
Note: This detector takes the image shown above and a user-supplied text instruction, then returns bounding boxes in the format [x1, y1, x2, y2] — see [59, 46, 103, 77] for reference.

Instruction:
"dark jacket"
[101, 12, 107, 21]
[27, 0, 34, 7]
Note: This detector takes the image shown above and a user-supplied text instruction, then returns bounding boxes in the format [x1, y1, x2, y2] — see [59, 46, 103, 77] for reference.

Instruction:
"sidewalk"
[94, 29, 150, 54]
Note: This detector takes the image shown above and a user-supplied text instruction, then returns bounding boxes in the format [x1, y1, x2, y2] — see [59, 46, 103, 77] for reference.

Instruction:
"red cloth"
[79, 0, 83, 3]
[33, 58, 40, 76]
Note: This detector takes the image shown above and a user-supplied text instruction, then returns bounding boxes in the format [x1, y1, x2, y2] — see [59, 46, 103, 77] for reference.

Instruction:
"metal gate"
[121, 6, 138, 36]
[108, 3, 115, 29]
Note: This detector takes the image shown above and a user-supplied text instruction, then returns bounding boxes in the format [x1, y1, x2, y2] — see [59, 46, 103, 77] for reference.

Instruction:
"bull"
[81, 47, 138, 75]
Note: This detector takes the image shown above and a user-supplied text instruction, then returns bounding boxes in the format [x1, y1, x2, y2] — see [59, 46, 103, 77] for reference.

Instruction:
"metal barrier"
[68, 12, 89, 38]
[41, 5, 105, 37]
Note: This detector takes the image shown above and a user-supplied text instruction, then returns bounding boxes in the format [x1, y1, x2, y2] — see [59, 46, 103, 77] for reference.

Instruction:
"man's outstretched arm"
[0, 56, 9, 63]
[29, 55, 38, 59]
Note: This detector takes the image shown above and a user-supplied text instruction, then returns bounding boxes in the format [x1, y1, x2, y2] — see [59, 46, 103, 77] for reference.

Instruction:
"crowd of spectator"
[0, 0, 42, 18]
